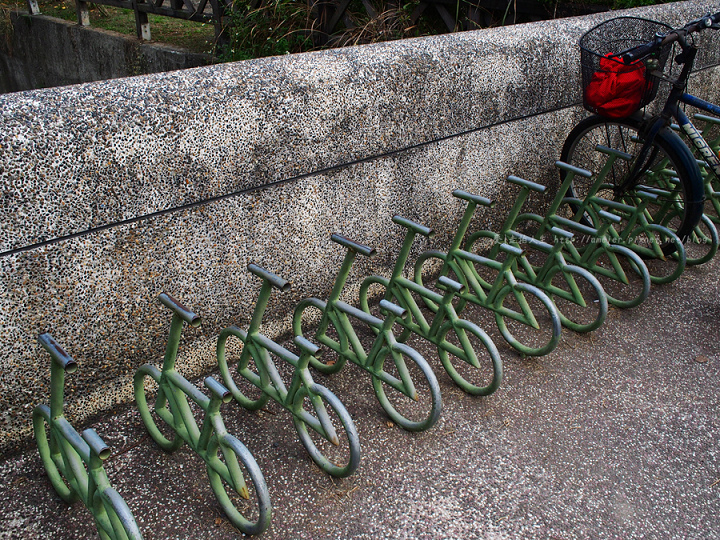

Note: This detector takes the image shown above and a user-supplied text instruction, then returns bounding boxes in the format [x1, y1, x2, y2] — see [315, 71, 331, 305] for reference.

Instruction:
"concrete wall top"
[2, 1, 718, 255]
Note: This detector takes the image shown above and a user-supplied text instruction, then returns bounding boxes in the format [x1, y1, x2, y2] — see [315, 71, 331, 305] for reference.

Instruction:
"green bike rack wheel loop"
[33, 333, 143, 540]
[216, 263, 361, 478]
[134, 294, 272, 535]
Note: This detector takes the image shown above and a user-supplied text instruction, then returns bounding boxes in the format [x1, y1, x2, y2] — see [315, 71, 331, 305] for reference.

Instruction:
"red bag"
[585, 54, 647, 118]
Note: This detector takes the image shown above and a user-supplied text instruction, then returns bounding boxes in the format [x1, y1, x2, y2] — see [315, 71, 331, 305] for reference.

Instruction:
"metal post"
[75, 0, 90, 26]
[132, 0, 151, 40]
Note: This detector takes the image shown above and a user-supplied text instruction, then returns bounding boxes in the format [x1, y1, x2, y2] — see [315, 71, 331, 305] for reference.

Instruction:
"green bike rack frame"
[556, 157, 687, 284]
[217, 263, 361, 478]
[412, 196, 563, 357]
[293, 233, 442, 432]
[134, 294, 271, 535]
[358, 216, 503, 396]
[451, 187, 609, 334]
[33, 334, 143, 540]
[488, 158, 652, 309]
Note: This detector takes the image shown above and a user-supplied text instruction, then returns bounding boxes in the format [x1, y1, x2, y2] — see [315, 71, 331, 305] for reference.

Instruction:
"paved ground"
[1, 251, 718, 539]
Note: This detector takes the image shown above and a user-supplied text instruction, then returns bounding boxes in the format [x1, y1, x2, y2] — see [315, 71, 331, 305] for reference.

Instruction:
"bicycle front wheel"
[292, 384, 361, 478]
[561, 114, 705, 251]
[436, 319, 503, 396]
[371, 343, 442, 432]
[543, 264, 608, 333]
[206, 434, 272, 535]
[587, 244, 651, 309]
[92, 488, 143, 540]
[493, 282, 562, 356]
[666, 211, 719, 266]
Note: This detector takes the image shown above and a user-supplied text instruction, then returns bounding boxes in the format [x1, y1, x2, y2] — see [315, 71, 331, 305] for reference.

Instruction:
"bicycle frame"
[676, 94, 720, 178]
[462, 180, 609, 333]
[562, 155, 687, 283]
[359, 215, 503, 396]
[216, 263, 360, 478]
[292, 233, 442, 432]
[616, 29, 710, 218]
[413, 194, 562, 357]
[674, 107, 720, 230]
[134, 293, 271, 535]
[501, 160, 651, 307]
[33, 334, 142, 540]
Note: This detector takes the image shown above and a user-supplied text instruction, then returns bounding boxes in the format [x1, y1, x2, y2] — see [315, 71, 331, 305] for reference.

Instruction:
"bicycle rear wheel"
[561, 114, 705, 253]
[33, 405, 78, 503]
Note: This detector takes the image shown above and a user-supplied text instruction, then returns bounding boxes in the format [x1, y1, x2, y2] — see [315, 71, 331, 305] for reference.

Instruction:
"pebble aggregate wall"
[1, 0, 719, 451]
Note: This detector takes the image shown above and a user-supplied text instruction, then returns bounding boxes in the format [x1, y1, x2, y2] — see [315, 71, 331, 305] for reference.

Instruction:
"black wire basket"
[580, 17, 673, 117]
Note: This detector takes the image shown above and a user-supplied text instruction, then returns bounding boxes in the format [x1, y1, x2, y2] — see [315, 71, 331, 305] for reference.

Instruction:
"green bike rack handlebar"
[598, 210, 622, 224]
[248, 263, 291, 291]
[38, 333, 78, 372]
[436, 275, 465, 294]
[591, 197, 636, 215]
[378, 299, 407, 319]
[695, 113, 720, 125]
[636, 185, 673, 198]
[204, 377, 232, 403]
[554, 161, 593, 178]
[82, 428, 111, 461]
[552, 215, 599, 237]
[594, 145, 633, 161]
[507, 175, 547, 193]
[336, 300, 384, 327]
[506, 228, 572, 254]
[392, 216, 435, 238]
[499, 242, 524, 257]
[158, 293, 201, 327]
[294, 335, 321, 357]
[634, 190, 661, 202]
[452, 190, 496, 207]
[550, 226, 574, 241]
[331, 234, 376, 257]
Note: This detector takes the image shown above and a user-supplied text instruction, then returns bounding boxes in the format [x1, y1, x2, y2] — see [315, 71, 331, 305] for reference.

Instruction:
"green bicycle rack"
[358, 216, 503, 396]
[217, 264, 361, 478]
[413, 199, 563, 357]
[33, 333, 143, 540]
[493, 159, 652, 309]
[293, 233, 442, 432]
[447, 189, 609, 334]
[134, 293, 271, 535]
[555, 157, 688, 284]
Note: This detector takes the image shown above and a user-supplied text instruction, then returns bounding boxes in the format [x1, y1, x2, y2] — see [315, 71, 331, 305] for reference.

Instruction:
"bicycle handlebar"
[39, 333, 78, 372]
[330, 233, 376, 257]
[621, 11, 720, 64]
[392, 215, 435, 238]
[159, 292, 201, 327]
[248, 263, 291, 291]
